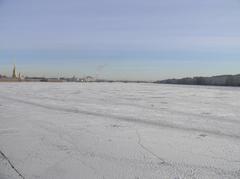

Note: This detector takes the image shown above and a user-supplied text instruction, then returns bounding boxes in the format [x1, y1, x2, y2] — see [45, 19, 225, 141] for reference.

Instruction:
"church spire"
[12, 64, 17, 79]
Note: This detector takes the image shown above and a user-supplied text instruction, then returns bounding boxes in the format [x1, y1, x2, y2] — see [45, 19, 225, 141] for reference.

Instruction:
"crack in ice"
[135, 130, 167, 166]
[0, 150, 25, 179]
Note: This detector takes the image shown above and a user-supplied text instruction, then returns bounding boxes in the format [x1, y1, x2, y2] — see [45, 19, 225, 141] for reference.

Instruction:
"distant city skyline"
[1, 0, 240, 80]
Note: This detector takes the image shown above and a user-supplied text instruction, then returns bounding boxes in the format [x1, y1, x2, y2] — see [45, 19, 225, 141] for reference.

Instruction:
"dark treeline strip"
[155, 74, 240, 87]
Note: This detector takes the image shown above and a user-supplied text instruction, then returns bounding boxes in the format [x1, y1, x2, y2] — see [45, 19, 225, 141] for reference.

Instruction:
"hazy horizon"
[1, 0, 240, 80]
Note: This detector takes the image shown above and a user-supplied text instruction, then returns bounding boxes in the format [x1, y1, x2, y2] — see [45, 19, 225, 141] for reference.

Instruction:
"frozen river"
[0, 82, 240, 179]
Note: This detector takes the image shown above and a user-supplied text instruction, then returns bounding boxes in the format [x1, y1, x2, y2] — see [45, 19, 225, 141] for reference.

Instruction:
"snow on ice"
[0, 82, 240, 179]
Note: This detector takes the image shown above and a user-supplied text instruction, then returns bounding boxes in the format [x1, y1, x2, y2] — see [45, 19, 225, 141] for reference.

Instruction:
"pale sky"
[1, 0, 240, 80]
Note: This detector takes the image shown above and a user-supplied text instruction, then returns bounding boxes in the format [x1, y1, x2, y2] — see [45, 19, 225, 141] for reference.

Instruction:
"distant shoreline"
[1, 74, 240, 87]
[155, 74, 240, 87]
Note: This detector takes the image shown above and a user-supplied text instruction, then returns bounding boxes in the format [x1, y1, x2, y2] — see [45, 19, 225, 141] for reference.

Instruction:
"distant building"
[47, 78, 62, 82]
[60, 76, 78, 82]
[25, 77, 62, 82]
[25, 77, 47, 82]
[85, 76, 95, 82]
[12, 64, 17, 79]
[0, 64, 21, 82]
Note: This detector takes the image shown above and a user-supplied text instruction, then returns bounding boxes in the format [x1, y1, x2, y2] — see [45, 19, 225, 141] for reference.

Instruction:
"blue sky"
[1, 0, 240, 80]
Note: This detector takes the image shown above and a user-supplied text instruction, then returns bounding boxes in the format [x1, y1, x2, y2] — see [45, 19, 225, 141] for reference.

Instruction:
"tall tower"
[12, 64, 17, 79]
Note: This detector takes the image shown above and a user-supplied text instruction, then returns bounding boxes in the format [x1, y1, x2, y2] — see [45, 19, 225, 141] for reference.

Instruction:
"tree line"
[155, 74, 240, 87]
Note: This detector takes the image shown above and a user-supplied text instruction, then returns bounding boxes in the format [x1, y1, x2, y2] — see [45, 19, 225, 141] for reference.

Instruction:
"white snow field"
[0, 82, 240, 179]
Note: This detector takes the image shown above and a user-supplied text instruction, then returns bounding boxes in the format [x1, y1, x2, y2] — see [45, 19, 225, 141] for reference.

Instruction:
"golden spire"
[12, 64, 17, 79]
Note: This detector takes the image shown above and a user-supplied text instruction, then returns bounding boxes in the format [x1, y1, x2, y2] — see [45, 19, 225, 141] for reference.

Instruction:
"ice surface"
[0, 82, 240, 179]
